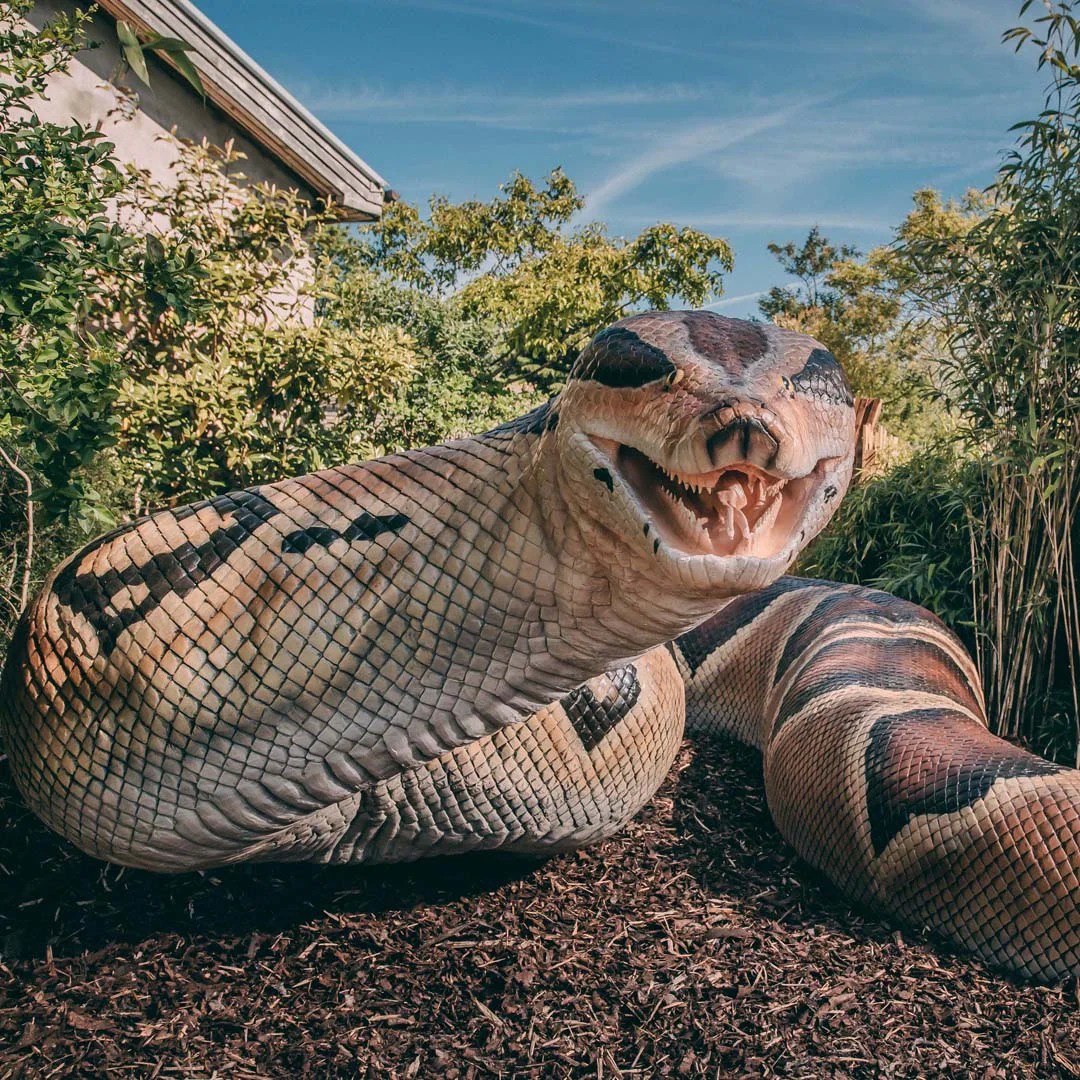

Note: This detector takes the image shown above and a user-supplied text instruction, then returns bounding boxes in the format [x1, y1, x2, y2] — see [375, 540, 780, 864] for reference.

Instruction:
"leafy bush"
[104, 142, 418, 504]
[894, 0, 1080, 761]
[0, 4, 133, 529]
[0, 1, 144, 645]
[799, 449, 977, 635]
[315, 230, 534, 453]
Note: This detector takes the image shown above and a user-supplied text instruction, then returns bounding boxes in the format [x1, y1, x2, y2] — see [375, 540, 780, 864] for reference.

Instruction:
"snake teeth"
[616, 447, 792, 558]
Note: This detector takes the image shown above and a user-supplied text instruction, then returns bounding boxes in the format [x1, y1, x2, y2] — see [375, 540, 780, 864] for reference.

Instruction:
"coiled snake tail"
[679, 577, 1080, 983]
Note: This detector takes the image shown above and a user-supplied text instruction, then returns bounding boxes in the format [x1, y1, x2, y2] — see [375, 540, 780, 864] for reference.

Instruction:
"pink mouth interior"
[615, 445, 817, 558]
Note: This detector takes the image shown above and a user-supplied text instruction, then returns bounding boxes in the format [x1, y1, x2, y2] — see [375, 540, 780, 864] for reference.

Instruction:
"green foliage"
[114, 19, 205, 99]
[105, 142, 417, 504]
[761, 227, 860, 311]
[317, 238, 530, 451]
[0, 1, 135, 530]
[312, 169, 734, 448]
[355, 170, 734, 393]
[0, 8, 420, 640]
[360, 170, 584, 292]
[880, 0, 1079, 761]
[759, 226, 943, 443]
[799, 450, 977, 633]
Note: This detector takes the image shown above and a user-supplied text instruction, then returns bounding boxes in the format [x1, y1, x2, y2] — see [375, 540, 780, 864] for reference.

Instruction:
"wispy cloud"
[684, 90, 1028, 195]
[375, 0, 1010, 64]
[582, 96, 832, 219]
[703, 290, 767, 310]
[669, 212, 892, 232]
[387, 0, 710, 59]
[902, 0, 1016, 51]
[305, 81, 714, 132]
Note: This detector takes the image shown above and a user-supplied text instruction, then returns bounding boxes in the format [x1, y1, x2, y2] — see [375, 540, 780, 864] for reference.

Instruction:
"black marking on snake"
[562, 664, 641, 751]
[772, 585, 929, 686]
[653, 538, 660, 555]
[573, 327, 677, 389]
[773, 633, 982, 738]
[675, 577, 816, 676]
[282, 512, 410, 555]
[864, 707, 1066, 855]
[790, 348, 853, 407]
[54, 488, 280, 655]
[685, 312, 769, 370]
[823, 484, 838, 503]
[593, 467, 614, 493]
[707, 416, 779, 468]
[484, 399, 558, 437]
[643, 522, 650, 536]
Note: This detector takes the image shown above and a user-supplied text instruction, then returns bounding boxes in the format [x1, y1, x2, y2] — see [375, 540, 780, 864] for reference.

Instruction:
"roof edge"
[95, 0, 390, 221]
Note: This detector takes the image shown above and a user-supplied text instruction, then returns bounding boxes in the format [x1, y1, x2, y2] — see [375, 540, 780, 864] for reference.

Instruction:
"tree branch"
[0, 444, 34, 615]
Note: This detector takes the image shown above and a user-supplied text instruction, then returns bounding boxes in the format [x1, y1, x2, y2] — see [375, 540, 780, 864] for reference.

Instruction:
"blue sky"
[201, 0, 1042, 317]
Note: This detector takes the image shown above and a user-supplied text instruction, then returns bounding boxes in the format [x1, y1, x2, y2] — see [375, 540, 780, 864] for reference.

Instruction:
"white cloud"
[582, 97, 831, 219]
[681, 212, 892, 231]
[702, 290, 768, 310]
[301, 81, 721, 138]
[902, 0, 1017, 50]
[386, 0, 709, 58]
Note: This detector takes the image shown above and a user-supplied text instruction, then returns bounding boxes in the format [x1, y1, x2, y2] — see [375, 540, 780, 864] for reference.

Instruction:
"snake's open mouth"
[614, 445, 820, 559]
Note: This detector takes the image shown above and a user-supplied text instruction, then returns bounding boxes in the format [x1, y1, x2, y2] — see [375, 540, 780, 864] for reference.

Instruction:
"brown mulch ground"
[0, 735, 1076, 1079]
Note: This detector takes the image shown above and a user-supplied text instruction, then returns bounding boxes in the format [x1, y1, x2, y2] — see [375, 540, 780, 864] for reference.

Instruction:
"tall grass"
[896, 1, 1080, 763]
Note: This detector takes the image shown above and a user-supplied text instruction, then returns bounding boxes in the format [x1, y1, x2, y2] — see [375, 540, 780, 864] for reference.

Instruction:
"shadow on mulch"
[0, 757, 548, 959]
[0, 735, 1077, 1078]
[670, 743, 896, 942]
[0, 739, 873, 965]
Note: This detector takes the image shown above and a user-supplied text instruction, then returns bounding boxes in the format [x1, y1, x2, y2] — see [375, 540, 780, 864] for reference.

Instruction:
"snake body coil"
[1, 312, 1076, 981]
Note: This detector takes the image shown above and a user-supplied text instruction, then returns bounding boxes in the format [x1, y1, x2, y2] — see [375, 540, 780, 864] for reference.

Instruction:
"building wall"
[25, 0, 320, 202]
[25, 1, 323, 324]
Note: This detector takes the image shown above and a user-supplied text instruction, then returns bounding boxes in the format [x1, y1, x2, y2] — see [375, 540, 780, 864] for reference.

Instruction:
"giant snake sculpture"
[1, 311, 1077, 982]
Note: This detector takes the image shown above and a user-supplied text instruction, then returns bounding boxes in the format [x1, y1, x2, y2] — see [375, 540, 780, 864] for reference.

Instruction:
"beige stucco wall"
[25, 1, 320, 324]
[26, 0, 320, 202]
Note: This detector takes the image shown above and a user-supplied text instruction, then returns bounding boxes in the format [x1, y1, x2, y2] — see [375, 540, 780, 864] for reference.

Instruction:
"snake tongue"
[615, 445, 793, 558]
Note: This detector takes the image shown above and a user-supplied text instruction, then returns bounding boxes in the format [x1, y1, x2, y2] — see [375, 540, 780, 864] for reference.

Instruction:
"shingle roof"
[96, 0, 390, 221]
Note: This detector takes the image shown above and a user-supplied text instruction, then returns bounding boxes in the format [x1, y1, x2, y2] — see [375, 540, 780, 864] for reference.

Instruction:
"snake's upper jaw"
[584, 432, 842, 577]
[612, 444, 827, 561]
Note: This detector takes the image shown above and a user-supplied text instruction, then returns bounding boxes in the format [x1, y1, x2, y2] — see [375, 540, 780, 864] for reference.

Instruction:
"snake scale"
[1, 312, 1077, 982]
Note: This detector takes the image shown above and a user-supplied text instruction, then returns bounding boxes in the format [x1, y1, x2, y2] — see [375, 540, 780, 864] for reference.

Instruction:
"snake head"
[554, 310, 856, 598]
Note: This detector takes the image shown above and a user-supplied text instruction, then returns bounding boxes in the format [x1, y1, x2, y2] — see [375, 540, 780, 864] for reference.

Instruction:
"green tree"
[106, 141, 417, 505]
[0, 2, 142, 632]
[316, 230, 523, 451]
[0, 4, 130, 529]
[759, 226, 945, 442]
[890, 0, 1079, 761]
[760, 227, 859, 313]
[352, 170, 734, 393]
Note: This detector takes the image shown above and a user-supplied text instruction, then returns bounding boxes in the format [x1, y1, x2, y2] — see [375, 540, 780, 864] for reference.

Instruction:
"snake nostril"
[707, 417, 780, 468]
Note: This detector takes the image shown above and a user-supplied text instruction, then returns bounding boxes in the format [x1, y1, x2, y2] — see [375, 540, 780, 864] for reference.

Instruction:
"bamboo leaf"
[116, 21, 151, 86]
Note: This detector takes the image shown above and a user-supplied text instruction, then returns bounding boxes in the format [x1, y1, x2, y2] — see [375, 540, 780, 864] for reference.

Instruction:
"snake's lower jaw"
[591, 436, 835, 568]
